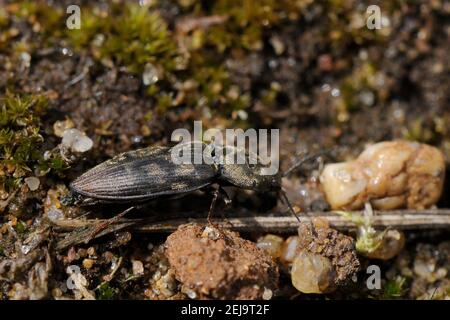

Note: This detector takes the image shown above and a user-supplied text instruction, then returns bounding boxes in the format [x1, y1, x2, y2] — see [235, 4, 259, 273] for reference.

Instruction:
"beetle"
[63, 141, 319, 230]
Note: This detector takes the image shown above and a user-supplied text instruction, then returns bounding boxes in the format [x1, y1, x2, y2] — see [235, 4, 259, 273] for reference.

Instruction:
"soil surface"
[0, 0, 449, 299]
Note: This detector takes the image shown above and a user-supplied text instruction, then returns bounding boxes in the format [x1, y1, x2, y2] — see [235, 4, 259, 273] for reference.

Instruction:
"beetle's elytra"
[65, 142, 282, 206]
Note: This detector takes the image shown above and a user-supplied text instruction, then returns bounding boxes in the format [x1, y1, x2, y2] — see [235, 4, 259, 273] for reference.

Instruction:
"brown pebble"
[296, 220, 360, 289]
[52, 287, 63, 298]
[87, 247, 96, 256]
[83, 258, 95, 270]
[132, 259, 144, 276]
[256, 234, 284, 259]
[77, 248, 87, 258]
[165, 224, 279, 300]
[365, 230, 405, 260]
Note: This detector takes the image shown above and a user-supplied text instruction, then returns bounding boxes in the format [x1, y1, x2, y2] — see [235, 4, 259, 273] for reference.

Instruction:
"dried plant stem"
[52, 209, 450, 235]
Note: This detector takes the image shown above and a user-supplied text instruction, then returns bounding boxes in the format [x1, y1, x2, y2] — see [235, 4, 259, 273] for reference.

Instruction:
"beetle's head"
[219, 161, 282, 193]
[252, 169, 282, 192]
[215, 145, 281, 192]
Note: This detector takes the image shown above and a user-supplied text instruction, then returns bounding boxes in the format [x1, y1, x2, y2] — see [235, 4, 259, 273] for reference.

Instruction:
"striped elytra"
[71, 145, 217, 202]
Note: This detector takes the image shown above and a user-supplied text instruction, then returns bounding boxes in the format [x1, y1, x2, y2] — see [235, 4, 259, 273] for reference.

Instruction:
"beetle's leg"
[202, 185, 232, 229]
[207, 187, 220, 226]
[206, 186, 233, 239]
[216, 186, 235, 228]
[280, 189, 301, 223]
[86, 206, 135, 243]
[218, 186, 232, 206]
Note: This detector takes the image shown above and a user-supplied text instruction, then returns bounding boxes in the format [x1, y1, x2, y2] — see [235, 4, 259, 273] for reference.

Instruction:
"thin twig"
[52, 209, 450, 235]
[55, 221, 135, 251]
[132, 211, 450, 233]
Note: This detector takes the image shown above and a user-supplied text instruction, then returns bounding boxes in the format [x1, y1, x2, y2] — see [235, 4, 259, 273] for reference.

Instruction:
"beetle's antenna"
[280, 189, 300, 223]
[282, 151, 330, 177]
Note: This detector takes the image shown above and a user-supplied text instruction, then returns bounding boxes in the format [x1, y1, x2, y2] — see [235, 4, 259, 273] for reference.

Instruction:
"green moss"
[0, 176, 20, 194]
[340, 62, 378, 111]
[19, 2, 63, 31]
[0, 93, 68, 192]
[0, 93, 47, 128]
[382, 276, 406, 299]
[66, 3, 180, 74]
[156, 92, 175, 112]
[7, 1, 280, 117]
[0, 93, 47, 179]
[0, 3, 49, 54]
[15, 220, 27, 236]
[204, 0, 305, 51]
[8, 2, 254, 116]
[11, 2, 178, 74]
[96, 282, 119, 300]
[402, 117, 438, 143]
[335, 209, 386, 255]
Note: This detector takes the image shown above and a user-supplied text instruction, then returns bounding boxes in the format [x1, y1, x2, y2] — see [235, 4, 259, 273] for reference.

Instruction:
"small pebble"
[184, 288, 197, 299]
[262, 288, 273, 300]
[78, 249, 87, 259]
[132, 259, 144, 276]
[142, 62, 159, 85]
[82, 259, 95, 270]
[62, 128, 93, 153]
[201, 226, 220, 240]
[365, 230, 405, 260]
[52, 288, 63, 298]
[20, 52, 31, 68]
[47, 207, 63, 221]
[87, 247, 96, 257]
[53, 119, 74, 137]
[24, 177, 40, 191]
[269, 36, 285, 55]
[291, 250, 336, 294]
[21, 245, 32, 255]
[256, 234, 284, 259]
[280, 236, 300, 265]
[320, 141, 445, 210]
[291, 220, 360, 293]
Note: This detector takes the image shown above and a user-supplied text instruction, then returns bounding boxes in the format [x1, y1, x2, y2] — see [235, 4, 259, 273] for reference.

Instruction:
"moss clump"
[14, 219, 27, 236]
[96, 282, 119, 300]
[335, 210, 386, 255]
[0, 93, 47, 179]
[382, 276, 407, 299]
[6, 2, 254, 116]
[196, 0, 306, 51]
[0, 93, 67, 193]
[0, 2, 64, 55]
[66, 3, 180, 74]
[0, 92, 47, 128]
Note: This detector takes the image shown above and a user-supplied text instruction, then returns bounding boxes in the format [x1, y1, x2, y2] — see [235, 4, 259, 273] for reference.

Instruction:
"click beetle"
[63, 141, 318, 226]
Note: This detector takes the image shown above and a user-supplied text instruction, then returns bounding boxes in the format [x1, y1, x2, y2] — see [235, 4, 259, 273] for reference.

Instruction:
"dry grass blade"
[51, 209, 450, 250]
